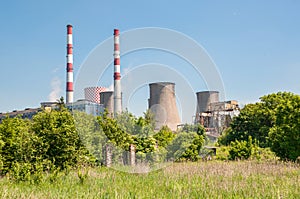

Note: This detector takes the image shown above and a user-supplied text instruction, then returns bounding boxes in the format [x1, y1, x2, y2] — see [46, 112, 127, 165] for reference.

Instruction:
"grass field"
[0, 161, 299, 198]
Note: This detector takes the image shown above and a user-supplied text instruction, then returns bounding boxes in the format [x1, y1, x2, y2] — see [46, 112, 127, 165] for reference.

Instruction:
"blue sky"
[0, 1, 299, 122]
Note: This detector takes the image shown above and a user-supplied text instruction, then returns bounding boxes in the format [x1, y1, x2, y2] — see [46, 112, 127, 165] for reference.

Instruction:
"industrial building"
[0, 108, 41, 123]
[41, 100, 104, 116]
[195, 91, 239, 137]
[66, 100, 104, 116]
[0, 99, 104, 123]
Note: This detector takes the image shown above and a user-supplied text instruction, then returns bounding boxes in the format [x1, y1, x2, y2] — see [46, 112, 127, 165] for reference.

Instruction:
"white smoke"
[107, 83, 114, 91]
[48, 77, 62, 102]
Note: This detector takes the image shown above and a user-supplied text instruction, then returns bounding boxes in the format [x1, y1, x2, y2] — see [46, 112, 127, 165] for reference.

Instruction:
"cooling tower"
[195, 91, 219, 113]
[100, 91, 114, 116]
[148, 82, 181, 131]
[84, 87, 106, 104]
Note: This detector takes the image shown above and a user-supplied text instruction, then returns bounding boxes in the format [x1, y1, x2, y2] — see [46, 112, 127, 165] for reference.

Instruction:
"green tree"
[97, 112, 133, 150]
[268, 94, 300, 161]
[0, 117, 41, 174]
[73, 111, 106, 163]
[219, 92, 294, 147]
[56, 96, 66, 110]
[218, 92, 300, 161]
[31, 108, 84, 169]
[143, 109, 155, 130]
[167, 124, 206, 161]
[115, 109, 137, 135]
[218, 102, 272, 147]
[153, 126, 175, 148]
[180, 123, 205, 135]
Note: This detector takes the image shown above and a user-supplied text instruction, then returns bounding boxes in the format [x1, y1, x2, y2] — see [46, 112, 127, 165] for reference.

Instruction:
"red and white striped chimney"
[66, 24, 74, 103]
[113, 29, 122, 115]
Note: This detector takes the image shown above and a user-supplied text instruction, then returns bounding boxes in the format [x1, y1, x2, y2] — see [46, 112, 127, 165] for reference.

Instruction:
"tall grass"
[0, 161, 299, 198]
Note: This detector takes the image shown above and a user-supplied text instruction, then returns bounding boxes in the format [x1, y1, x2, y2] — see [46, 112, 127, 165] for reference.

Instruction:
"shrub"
[216, 146, 230, 160]
[228, 137, 254, 160]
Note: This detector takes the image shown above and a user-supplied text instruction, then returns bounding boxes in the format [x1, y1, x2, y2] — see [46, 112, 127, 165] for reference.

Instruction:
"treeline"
[217, 92, 300, 161]
[1, 91, 299, 182]
[0, 106, 207, 182]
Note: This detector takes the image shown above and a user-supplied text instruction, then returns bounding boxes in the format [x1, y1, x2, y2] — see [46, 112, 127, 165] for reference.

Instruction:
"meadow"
[0, 161, 299, 199]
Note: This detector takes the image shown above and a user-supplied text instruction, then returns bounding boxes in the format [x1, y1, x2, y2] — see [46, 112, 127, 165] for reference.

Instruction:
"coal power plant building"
[195, 91, 239, 136]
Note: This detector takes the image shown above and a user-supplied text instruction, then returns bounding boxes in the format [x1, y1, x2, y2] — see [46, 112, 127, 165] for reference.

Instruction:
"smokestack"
[66, 24, 74, 103]
[113, 29, 122, 115]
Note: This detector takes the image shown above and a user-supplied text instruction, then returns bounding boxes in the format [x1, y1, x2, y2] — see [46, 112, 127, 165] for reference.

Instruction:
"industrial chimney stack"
[66, 24, 74, 103]
[113, 29, 122, 115]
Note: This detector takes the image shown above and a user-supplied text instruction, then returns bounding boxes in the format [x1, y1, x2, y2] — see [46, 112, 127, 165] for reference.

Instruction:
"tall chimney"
[113, 29, 122, 115]
[66, 24, 74, 103]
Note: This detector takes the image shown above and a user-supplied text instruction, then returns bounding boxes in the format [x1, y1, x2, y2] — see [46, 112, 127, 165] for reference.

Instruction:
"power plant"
[0, 24, 240, 137]
[0, 24, 244, 168]
[148, 82, 181, 131]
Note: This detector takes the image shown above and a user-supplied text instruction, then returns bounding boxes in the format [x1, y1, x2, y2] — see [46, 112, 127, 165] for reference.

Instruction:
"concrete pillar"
[105, 144, 112, 167]
[129, 144, 136, 166]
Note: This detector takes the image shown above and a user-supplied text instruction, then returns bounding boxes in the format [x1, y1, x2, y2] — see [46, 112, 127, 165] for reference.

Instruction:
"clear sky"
[0, 1, 299, 122]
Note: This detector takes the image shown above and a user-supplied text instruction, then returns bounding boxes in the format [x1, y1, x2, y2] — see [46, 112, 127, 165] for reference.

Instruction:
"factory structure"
[194, 91, 239, 139]
[0, 24, 240, 138]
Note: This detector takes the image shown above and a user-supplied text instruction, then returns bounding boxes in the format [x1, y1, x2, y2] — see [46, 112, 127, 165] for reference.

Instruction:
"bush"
[228, 137, 254, 160]
[252, 147, 277, 161]
[216, 146, 230, 161]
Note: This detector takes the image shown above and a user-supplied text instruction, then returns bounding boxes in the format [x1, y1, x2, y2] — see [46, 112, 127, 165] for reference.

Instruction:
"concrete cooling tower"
[100, 91, 114, 116]
[148, 82, 181, 131]
[195, 91, 219, 126]
[195, 91, 219, 114]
